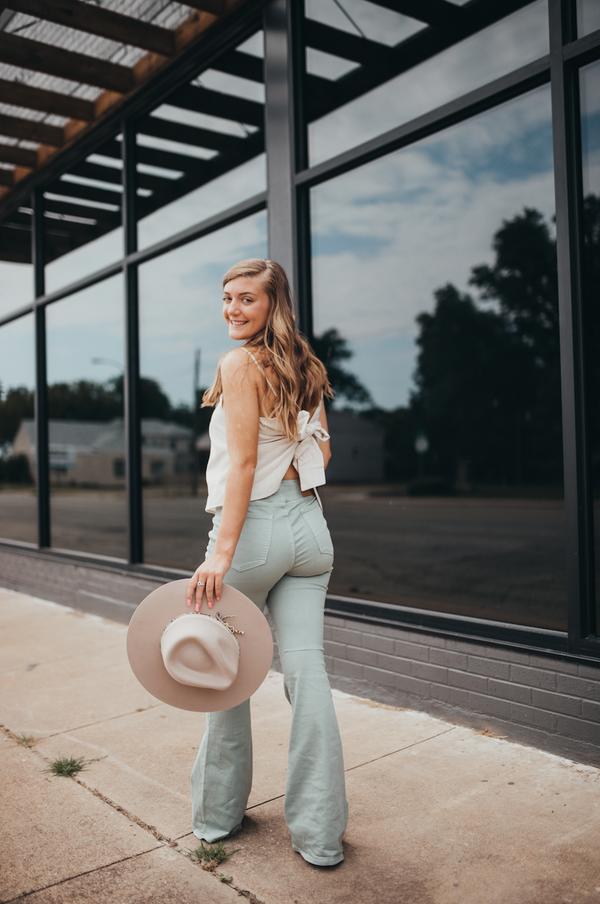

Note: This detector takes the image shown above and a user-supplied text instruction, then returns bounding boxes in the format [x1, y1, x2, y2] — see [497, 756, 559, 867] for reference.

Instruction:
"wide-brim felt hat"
[127, 579, 273, 712]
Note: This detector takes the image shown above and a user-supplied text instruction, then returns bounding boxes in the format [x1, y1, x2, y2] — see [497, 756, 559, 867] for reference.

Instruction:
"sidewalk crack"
[344, 726, 457, 772]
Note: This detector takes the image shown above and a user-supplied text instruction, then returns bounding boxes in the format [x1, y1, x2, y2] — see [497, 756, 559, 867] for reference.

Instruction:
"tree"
[311, 328, 372, 408]
[0, 385, 34, 450]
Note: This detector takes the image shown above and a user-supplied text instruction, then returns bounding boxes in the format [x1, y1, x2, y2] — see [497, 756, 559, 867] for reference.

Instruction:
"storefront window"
[0, 313, 36, 544]
[311, 84, 565, 629]
[139, 211, 267, 570]
[45, 275, 126, 559]
[579, 60, 600, 632]
[44, 135, 124, 295]
[576, 0, 600, 38]
[137, 31, 265, 251]
[306, 0, 549, 167]
[0, 204, 33, 317]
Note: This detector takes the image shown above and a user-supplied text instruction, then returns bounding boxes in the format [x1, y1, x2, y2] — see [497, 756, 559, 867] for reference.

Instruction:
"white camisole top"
[205, 348, 329, 514]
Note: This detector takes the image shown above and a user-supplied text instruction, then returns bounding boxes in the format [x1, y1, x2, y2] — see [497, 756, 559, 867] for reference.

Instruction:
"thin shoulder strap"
[241, 347, 277, 397]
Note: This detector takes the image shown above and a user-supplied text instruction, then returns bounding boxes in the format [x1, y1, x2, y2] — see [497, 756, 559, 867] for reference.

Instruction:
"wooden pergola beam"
[0, 143, 37, 167]
[0, 112, 63, 146]
[8, 0, 176, 58]
[177, 0, 226, 15]
[0, 78, 95, 121]
[369, 0, 465, 28]
[0, 168, 14, 187]
[0, 31, 135, 93]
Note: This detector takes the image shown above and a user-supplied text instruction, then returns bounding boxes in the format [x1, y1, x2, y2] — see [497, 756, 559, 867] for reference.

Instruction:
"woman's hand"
[186, 551, 233, 611]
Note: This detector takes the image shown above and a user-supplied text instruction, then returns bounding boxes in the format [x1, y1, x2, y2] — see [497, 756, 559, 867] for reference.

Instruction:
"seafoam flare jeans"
[190, 480, 348, 866]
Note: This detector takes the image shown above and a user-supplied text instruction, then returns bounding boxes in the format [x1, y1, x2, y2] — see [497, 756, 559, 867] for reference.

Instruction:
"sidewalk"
[1, 588, 599, 904]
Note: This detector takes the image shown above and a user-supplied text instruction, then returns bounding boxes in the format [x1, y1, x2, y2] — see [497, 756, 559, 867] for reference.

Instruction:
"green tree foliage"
[311, 328, 372, 407]
[0, 385, 34, 449]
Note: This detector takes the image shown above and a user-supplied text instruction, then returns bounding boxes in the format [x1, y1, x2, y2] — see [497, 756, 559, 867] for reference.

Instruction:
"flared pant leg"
[267, 572, 348, 866]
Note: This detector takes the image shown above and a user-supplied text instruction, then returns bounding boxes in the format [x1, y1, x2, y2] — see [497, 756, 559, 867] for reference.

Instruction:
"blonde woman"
[185, 259, 347, 867]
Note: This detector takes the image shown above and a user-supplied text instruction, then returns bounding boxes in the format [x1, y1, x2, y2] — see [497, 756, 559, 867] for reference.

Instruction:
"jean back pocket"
[230, 513, 273, 572]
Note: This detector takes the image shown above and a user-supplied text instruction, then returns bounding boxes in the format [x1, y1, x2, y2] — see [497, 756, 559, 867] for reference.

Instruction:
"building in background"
[0, 0, 599, 763]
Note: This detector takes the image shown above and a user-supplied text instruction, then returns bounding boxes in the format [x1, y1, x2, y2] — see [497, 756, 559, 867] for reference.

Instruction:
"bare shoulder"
[220, 348, 256, 389]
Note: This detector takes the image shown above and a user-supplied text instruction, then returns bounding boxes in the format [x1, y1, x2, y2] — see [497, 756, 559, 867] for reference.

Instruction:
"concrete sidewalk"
[1, 588, 599, 904]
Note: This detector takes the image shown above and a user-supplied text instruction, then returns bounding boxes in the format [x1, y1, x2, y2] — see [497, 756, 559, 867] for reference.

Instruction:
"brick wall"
[2, 543, 599, 765]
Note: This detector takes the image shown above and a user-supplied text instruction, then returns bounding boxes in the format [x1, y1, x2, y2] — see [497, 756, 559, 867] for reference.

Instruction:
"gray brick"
[431, 684, 469, 709]
[446, 639, 488, 657]
[377, 652, 411, 675]
[324, 640, 347, 660]
[488, 679, 532, 706]
[468, 693, 510, 721]
[331, 626, 360, 645]
[532, 689, 581, 717]
[430, 648, 468, 671]
[323, 625, 333, 641]
[508, 702, 537, 726]
[486, 646, 530, 665]
[510, 664, 556, 690]
[531, 654, 579, 676]
[346, 645, 378, 667]
[333, 659, 363, 681]
[395, 674, 430, 698]
[467, 655, 509, 680]
[394, 640, 429, 661]
[581, 701, 600, 723]
[532, 708, 558, 732]
[557, 675, 600, 701]
[448, 670, 487, 694]
[578, 664, 600, 680]
[363, 665, 397, 689]
[361, 633, 394, 655]
[411, 661, 448, 684]
[556, 714, 599, 743]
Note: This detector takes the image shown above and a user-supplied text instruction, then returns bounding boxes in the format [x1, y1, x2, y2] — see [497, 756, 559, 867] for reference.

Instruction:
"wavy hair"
[203, 259, 332, 439]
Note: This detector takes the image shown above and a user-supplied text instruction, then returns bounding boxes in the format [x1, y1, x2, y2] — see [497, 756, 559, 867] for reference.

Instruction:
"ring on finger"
[197, 581, 205, 586]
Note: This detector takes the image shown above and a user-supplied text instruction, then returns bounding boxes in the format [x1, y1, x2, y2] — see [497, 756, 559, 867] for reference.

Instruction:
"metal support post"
[32, 189, 50, 548]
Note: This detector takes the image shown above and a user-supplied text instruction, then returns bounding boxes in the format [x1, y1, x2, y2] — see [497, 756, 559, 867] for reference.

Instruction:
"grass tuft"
[17, 734, 36, 748]
[189, 840, 240, 871]
[44, 755, 88, 778]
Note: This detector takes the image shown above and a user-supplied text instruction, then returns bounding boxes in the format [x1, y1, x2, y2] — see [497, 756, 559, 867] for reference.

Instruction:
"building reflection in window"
[579, 59, 600, 632]
[0, 313, 37, 544]
[44, 274, 127, 559]
[137, 30, 265, 251]
[311, 84, 566, 630]
[576, 0, 600, 38]
[139, 211, 267, 570]
[306, 0, 549, 167]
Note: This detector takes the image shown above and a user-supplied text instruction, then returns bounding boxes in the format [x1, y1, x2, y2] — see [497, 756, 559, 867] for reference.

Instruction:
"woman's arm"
[186, 349, 260, 610]
[319, 402, 331, 470]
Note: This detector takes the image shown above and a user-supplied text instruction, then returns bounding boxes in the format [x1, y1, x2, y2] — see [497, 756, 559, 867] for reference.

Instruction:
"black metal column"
[549, 0, 594, 647]
[32, 189, 50, 548]
[122, 118, 143, 564]
[264, 0, 299, 299]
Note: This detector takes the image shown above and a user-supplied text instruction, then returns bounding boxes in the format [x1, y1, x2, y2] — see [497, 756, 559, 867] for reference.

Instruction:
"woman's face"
[223, 276, 271, 341]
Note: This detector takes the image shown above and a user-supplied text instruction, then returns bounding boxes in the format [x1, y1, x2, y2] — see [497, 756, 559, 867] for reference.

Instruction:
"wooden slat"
[0, 78, 95, 121]
[304, 20, 393, 68]
[43, 195, 120, 226]
[209, 49, 263, 83]
[138, 114, 247, 154]
[8, 0, 176, 57]
[170, 83, 264, 127]
[0, 168, 14, 186]
[177, 0, 226, 14]
[48, 180, 122, 208]
[369, 0, 465, 28]
[0, 32, 135, 93]
[0, 144, 37, 167]
[0, 112, 63, 146]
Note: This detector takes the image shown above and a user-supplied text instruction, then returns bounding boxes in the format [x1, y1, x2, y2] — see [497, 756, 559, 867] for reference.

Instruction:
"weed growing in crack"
[189, 841, 240, 871]
[17, 734, 36, 748]
[218, 874, 233, 883]
[44, 755, 89, 777]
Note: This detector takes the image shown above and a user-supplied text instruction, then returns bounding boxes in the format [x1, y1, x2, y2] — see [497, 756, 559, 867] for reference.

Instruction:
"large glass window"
[306, 0, 549, 167]
[139, 211, 267, 570]
[137, 31, 265, 251]
[311, 85, 565, 629]
[576, 0, 600, 38]
[0, 313, 36, 544]
[44, 135, 124, 295]
[0, 204, 33, 316]
[45, 275, 126, 559]
[579, 60, 600, 631]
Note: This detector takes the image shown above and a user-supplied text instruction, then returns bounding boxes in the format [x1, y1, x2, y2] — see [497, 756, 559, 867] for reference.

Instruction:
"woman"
[185, 258, 348, 867]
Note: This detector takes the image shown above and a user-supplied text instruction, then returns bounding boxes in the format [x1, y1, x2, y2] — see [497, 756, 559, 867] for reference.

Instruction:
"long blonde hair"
[203, 259, 332, 439]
